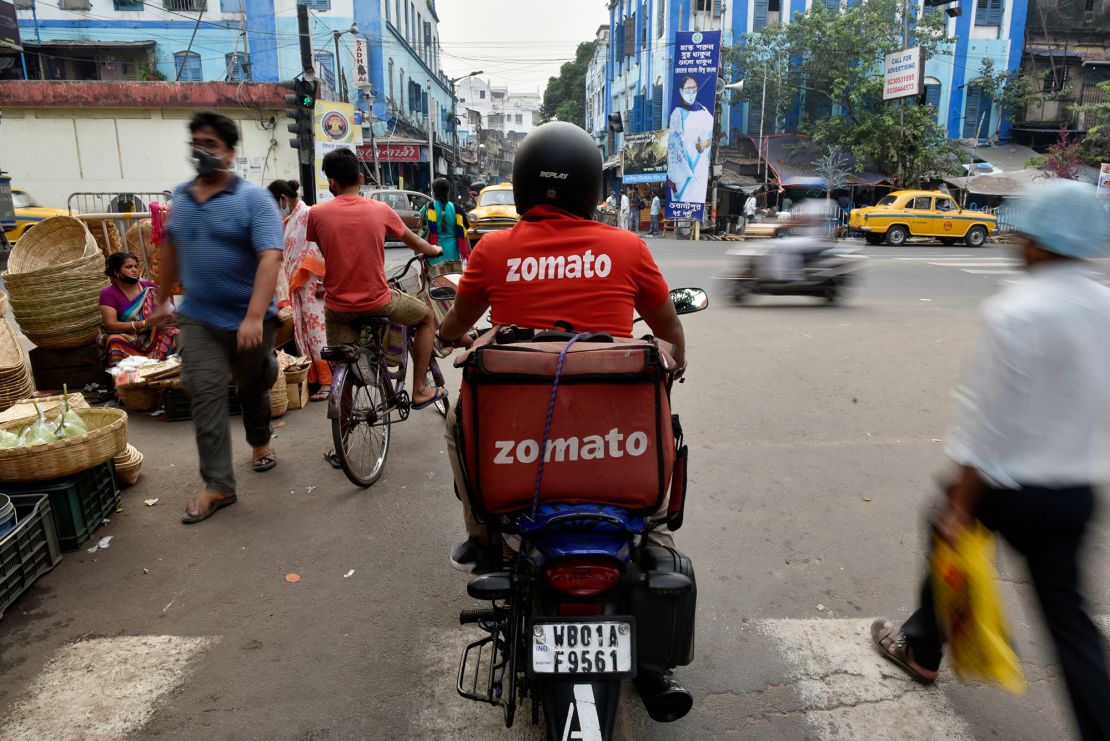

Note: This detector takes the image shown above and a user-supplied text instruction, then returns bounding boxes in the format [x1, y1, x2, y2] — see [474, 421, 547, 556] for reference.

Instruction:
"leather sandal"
[252, 449, 277, 472]
[870, 619, 939, 685]
[182, 492, 238, 524]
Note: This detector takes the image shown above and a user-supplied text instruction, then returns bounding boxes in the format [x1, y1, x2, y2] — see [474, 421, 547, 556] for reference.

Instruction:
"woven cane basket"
[113, 443, 143, 487]
[4, 216, 98, 275]
[283, 364, 310, 384]
[116, 382, 166, 413]
[84, 218, 124, 258]
[0, 407, 128, 482]
[270, 373, 289, 418]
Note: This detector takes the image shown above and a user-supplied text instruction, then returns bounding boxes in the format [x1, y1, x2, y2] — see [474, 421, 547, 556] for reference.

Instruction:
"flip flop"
[252, 450, 277, 472]
[870, 619, 938, 686]
[323, 449, 342, 469]
[310, 386, 331, 402]
[181, 493, 238, 524]
[411, 386, 448, 411]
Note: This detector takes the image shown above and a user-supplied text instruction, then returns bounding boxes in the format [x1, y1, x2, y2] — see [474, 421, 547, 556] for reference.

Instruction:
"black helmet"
[512, 121, 602, 219]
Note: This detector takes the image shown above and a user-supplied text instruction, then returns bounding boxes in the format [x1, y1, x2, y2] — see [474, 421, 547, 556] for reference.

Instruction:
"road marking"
[925, 261, 1020, 268]
[959, 269, 1021, 275]
[2, 635, 214, 740]
[759, 618, 976, 741]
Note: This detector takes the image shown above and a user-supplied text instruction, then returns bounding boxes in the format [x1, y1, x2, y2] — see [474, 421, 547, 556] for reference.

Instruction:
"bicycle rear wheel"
[426, 361, 449, 418]
[332, 353, 392, 487]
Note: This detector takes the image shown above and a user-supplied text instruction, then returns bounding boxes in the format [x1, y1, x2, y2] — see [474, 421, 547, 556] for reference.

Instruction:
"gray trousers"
[179, 315, 278, 495]
[443, 401, 674, 547]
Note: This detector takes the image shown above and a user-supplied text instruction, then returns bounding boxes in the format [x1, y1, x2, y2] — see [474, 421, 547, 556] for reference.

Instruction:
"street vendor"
[99, 251, 178, 366]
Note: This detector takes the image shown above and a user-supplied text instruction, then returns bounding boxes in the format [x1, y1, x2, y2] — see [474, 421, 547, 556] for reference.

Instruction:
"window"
[225, 52, 249, 81]
[975, 0, 1002, 25]
[479, 89, 486, 99]
[935, 197, 957, 211]
[410, 2, 416, 44]
[173, 51, 202, 81]
[217, 0, 241, 10]
[303, 0, 329, 8]
[910, 196, 931, 210]
[164, 0, 205, 10]
[657, 0, 664, 37]
[754, 0, 769, 30]
[515, 113, 523, 124]
[924, 82, 941, 107]
[824, 0, 838, 9]
[424, 21, 432, 58]
[1084, 0, 1095, 10]
[695, 0, 710, 10]
[399, 70, 406, 108]
[385, 0, 391, 22]
[1042, 66, 1067, 92]
[115, 0, 145, 9]
[315, 51, 335, 91]
[962, 86, 992, 139]
[623, 16, 635, 57]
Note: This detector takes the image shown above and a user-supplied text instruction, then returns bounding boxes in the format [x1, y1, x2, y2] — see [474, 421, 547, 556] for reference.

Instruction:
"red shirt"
[306, 195, 406, 312]
[456, 206, 671, 337]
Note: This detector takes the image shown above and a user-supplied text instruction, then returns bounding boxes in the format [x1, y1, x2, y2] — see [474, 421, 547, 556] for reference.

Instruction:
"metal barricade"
[68, 192, 172, 279]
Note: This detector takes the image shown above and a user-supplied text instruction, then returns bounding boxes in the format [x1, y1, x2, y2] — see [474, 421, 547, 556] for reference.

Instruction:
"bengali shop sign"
[883, 47, 924, 101]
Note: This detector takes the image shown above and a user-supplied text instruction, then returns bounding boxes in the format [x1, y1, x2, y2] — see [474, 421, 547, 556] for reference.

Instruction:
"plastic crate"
[0, 462, 119, 552]
[163, 384, 242, 422]
[0, 493, 63, 618]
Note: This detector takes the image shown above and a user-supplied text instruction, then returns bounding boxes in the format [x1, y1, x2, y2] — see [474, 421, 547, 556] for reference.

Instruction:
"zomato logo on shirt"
[506, 249, 613, 283]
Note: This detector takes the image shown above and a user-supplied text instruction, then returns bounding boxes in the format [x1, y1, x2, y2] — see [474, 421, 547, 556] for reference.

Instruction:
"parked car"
[366, 189, 432, 246]
[466, 182, 519, 244]
[5, 188, 68, 243]
[848, 190, 997, 247]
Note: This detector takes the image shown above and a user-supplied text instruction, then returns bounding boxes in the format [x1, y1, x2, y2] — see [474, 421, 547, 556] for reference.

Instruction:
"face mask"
[681, 89, 697, 106]
[192, 148, 225, 177]
[119, 274, 140, 285]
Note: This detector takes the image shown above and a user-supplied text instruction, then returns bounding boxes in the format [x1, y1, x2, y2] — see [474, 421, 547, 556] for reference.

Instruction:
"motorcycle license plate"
[529, 619, 634, 677]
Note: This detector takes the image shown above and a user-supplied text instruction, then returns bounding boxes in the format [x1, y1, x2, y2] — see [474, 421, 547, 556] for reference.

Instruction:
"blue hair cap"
[1006, 179, 1110, 259]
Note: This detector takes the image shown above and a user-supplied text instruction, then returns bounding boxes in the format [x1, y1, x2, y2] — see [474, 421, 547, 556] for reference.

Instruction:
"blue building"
[599, 0, 1029, 153]
[9, 0, 456, 188]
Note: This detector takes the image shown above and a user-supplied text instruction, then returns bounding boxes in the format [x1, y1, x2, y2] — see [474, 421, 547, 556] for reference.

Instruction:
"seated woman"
[99, 251, 178, 366]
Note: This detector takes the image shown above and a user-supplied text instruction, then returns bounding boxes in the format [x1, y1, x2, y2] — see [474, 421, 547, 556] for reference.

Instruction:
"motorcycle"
[429, 282, 708, 740]
[723, 236, 867, 305]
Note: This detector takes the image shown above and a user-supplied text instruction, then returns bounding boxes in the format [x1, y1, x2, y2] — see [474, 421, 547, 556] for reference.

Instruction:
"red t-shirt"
[306, 195, 406, 312]
[456, 206, 671, 337]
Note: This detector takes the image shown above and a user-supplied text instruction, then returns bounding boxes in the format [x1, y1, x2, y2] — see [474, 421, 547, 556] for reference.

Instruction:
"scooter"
[723, 236, 867, 305]
[430, 283, 708, 740]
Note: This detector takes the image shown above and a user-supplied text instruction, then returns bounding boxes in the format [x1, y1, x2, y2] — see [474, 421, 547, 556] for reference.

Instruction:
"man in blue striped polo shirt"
[155, 111, 285, 525]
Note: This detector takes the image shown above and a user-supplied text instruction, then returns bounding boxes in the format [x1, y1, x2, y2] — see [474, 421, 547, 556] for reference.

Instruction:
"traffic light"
[283, 77, 318, 162]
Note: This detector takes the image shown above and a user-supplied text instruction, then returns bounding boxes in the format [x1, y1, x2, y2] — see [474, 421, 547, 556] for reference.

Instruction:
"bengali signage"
[622, 130, 668, 184]
[313, 101, 361, 203]
[356, 142, 425, 162]
[665, 30, 721, 221]
[883, 47, 924, 101]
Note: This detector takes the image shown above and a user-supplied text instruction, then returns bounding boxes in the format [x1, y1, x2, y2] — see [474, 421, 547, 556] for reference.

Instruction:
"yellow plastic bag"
[931, 523, 1027, 693]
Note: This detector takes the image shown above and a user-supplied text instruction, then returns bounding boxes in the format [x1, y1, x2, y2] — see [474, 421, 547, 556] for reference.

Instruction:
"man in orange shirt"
[306, 148, 444, 410]
[436, 121, 687, 571]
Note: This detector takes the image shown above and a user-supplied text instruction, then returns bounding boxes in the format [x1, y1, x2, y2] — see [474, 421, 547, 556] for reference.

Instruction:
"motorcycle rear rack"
[457, 632, 505, 705]
[457, 600, 525, 728]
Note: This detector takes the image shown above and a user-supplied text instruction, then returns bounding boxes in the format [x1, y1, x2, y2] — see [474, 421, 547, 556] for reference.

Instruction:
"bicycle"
[321, 255, 449, 488]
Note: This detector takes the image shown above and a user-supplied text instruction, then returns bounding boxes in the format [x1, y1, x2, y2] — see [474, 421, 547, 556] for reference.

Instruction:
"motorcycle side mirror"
[429, 285, 458, 301]
[467, 572, 512, 600]
[670, 288, 709, 315]
[645, 571, 693, 597]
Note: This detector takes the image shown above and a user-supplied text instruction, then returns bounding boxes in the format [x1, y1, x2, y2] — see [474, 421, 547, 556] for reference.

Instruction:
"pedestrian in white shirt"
[743, 194, 758, 232]
[871, 180, 1110, 741]
[619, 190, 631, 232]
[649, 191, 662, 237]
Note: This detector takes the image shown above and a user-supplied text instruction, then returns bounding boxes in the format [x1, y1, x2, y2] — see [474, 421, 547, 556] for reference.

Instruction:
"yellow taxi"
[5, 188, 68, 243]
[849, 190, 997, 247]
[466, 182, 519, 244]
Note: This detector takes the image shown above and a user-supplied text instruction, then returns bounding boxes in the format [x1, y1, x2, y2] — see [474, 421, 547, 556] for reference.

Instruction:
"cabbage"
[59, 387, 87, 437]
[24, 403, 59, 446]
[0, 429, 20, 449]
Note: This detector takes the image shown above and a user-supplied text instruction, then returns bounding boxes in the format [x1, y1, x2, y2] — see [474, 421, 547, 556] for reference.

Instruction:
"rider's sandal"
[411, 387, 447, 410]
[870, 619, 939, 686]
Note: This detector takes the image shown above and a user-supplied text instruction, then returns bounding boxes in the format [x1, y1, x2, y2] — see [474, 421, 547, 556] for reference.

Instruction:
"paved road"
[1, 239, 1108, 740]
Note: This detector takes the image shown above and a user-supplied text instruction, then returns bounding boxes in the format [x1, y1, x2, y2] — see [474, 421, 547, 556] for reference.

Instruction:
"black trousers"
[901, 485, 1110, 741]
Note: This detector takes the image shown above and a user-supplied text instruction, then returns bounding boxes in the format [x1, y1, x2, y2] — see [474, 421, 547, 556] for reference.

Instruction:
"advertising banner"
[313, 101, 362, 203]
[0, 1, 21, 52]
[883, 47, 924, 101]
[622, 130, 668, 184]
[353, 38, 370, 88]
[666, 30, 721, 221]
[1098, 163, 1110, 200]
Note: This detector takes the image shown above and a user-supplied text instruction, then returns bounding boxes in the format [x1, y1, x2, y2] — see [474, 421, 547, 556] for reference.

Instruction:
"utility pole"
[296, 3, 317, 205]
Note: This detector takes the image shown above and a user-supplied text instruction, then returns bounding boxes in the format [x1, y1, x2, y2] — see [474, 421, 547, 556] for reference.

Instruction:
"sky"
[436, 0, 610, 95]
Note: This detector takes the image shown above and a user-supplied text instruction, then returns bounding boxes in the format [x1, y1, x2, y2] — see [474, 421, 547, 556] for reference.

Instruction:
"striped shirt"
[166, 176, 283, 331]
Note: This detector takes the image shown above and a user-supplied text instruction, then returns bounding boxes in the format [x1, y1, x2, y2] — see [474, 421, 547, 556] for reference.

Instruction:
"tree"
[814, 145, 850, 202]
[724, 0, 963, 186]
[541, 41, 597, 125]
[970, 59, 1045, 142]
[1078, 80, 1110, 166]
[1045, 124, 1082, 179]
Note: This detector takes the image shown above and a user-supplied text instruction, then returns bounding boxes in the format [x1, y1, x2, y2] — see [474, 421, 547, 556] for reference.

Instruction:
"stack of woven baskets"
[0, 301, 35, 413]
[270, 372, 289, 418]
[3, 216, 108, 350]
[113, 443, 144, 487]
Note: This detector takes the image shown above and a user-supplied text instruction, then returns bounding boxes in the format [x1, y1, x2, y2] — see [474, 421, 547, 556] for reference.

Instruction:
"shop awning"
[962, 143, 1040, 173]
[718, 171, 761, 193]
[942, 168, 1053, 196]
[758, 134, 889, 189]
[602, 155, 622, 171]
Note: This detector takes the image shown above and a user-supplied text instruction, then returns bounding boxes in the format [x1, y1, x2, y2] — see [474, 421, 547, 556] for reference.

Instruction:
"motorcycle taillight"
[544, 557, 621, 598]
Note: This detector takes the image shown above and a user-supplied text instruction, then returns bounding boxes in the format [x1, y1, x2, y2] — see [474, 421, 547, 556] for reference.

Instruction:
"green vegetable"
[0, 429, 19, 449]
[24, 403, 59, 446]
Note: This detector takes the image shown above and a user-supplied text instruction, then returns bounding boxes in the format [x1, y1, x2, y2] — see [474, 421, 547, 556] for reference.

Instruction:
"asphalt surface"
[1, 238, 1108, 741]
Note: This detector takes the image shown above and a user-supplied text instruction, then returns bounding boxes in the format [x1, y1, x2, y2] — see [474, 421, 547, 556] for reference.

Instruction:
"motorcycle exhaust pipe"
[634, 671, 693, 723]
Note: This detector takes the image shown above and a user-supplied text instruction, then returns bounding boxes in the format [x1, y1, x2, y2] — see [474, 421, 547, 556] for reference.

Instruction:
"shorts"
[325, 289, 429, 345]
